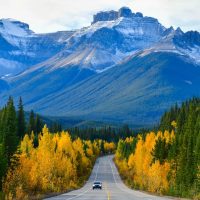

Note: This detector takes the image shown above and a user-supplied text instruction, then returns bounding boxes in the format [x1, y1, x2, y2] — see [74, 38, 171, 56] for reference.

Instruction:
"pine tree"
[0, 107, 7, 144]
[194, 132, 200, 193]
[184, 104, 196, 187]
[4, 97, 18, 164]
[17, 97, 26, 139]
[0, 143, 7, 190]
[35, 114, 43, 134]
[27, 110, 35, 135]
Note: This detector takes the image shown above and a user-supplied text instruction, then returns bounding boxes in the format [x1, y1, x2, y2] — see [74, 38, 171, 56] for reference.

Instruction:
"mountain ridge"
[0, 7, 200, 126]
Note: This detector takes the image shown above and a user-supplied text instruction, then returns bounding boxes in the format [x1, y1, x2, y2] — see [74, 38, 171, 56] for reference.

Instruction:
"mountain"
[0, 7, 167, 77]
[0, 18, 74, 77]
[6, 51, 200, 126]
[0, 79, 9, 92]
[0, 7, 200, 127]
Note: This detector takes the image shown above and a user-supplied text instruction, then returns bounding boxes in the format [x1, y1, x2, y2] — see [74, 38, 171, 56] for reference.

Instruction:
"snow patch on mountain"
[0, 18, 33, 37]
[177, 46, 200, 64]
[134, 27, 200, 65]
[56, 10, 167, 73]
[0, 7, 200, 77]
[72, 18, 123, 39]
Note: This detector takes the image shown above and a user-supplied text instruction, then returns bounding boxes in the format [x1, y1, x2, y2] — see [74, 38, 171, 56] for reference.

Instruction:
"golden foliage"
[104, 142, 116, 153]
[3, 125, 99, 199]
[115, 131, 174, 194]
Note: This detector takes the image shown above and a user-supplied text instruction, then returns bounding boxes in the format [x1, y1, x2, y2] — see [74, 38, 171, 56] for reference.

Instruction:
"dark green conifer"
[17, 97, 26, 139]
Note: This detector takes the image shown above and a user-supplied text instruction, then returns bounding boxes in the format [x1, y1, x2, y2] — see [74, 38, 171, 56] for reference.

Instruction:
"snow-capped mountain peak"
[0, 18, 34, 37]
[92, 7, 133, 24]
[0, 7, 200, 77]
[53, 7, 167, 72]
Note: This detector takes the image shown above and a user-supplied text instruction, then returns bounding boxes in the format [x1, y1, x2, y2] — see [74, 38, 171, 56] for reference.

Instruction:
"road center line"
[65, 159, 100, 200]
[105, 182, 111, 200]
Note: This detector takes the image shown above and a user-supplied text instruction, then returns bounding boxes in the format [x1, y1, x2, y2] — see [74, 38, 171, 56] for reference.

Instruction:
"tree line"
[1, 96, 199, 199]
[0, 97, 45, 192]
[159, 97, 200, 197]
[0, 97, 116, 199]
[2, 127, 116, 199]
[68, 125, 136, 142]
[115, 98, 200, 199]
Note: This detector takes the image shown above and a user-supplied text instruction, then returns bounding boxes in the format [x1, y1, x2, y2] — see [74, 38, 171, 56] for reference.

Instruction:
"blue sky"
[0, 0, 199, 33]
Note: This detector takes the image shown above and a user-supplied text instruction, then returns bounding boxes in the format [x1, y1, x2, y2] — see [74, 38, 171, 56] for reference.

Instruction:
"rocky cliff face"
[52, 7, 166, 72]
[92, 10, 118, 24]
[174, 31, 200, 47]
[118, 7, 133, 18]
[92, 7, 138, 24]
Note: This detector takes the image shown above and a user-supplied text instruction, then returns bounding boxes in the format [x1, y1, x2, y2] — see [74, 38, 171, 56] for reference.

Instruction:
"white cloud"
[131, 0, 200, 32]
[0, 0, 199, 33]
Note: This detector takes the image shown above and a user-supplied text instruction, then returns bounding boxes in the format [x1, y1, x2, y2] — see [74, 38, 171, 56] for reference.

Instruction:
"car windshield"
[94, 182, 101, 184]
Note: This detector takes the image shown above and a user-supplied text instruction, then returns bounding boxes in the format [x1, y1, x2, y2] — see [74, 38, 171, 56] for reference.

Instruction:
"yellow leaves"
[3, 126, 99, 199]
[86, 148, 93, 157]
[145, 132, 156, 151]
[115, 156, 129, 178]
[125, 137, 134, 143]
[104, 142, 116, 153]
[130, 136, 150, 189]
[127, 153, 134, 168]
[81, 156, 91, 171]
[92, 141, 100, 156]
[170, 130, 175, 141]
[52, 154, 77, 192]
[57, 131, 73, 156]
[156, 130, 175, 144]
[42, 124, 49, 135]
[157, 131, 163, 138]
[148, 161, 170, 194]
[127, 153, 135, 179]
[84, 140, 92, 157]
[115, 130, 175, 194]
[171, 120, 177, 129]
[20, 134, 34, 155]
[164, 130, 170, 143]
[137, 134, 142, 140]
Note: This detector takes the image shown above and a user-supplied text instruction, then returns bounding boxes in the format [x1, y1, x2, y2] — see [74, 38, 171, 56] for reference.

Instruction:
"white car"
[93, 181, 102, 190]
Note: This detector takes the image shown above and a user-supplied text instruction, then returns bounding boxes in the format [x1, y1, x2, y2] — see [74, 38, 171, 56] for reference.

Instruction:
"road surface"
[46, 155, 174, 200]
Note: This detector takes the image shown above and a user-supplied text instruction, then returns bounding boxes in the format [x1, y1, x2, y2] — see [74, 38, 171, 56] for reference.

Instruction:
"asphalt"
[45, 155, 175, 200]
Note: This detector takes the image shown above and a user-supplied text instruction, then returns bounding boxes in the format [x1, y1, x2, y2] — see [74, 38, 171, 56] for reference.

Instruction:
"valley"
[0, 7, 200, 126]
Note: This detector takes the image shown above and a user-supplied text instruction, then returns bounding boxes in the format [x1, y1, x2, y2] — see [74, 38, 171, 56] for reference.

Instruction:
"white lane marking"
[108, 157, 144, 198]
[47, 159, 100, 200]
[64, 189, 90, 200]
[108, 156, 170, 200]
[65, 162, 100, 200]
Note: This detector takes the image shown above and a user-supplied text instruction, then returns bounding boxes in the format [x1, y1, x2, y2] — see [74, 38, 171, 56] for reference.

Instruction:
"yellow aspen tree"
[148, 161, 170, 193]
[164, 130, 170, 143]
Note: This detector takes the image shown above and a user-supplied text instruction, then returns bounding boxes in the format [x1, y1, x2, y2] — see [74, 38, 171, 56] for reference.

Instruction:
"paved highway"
[46, 155, 174, 200]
